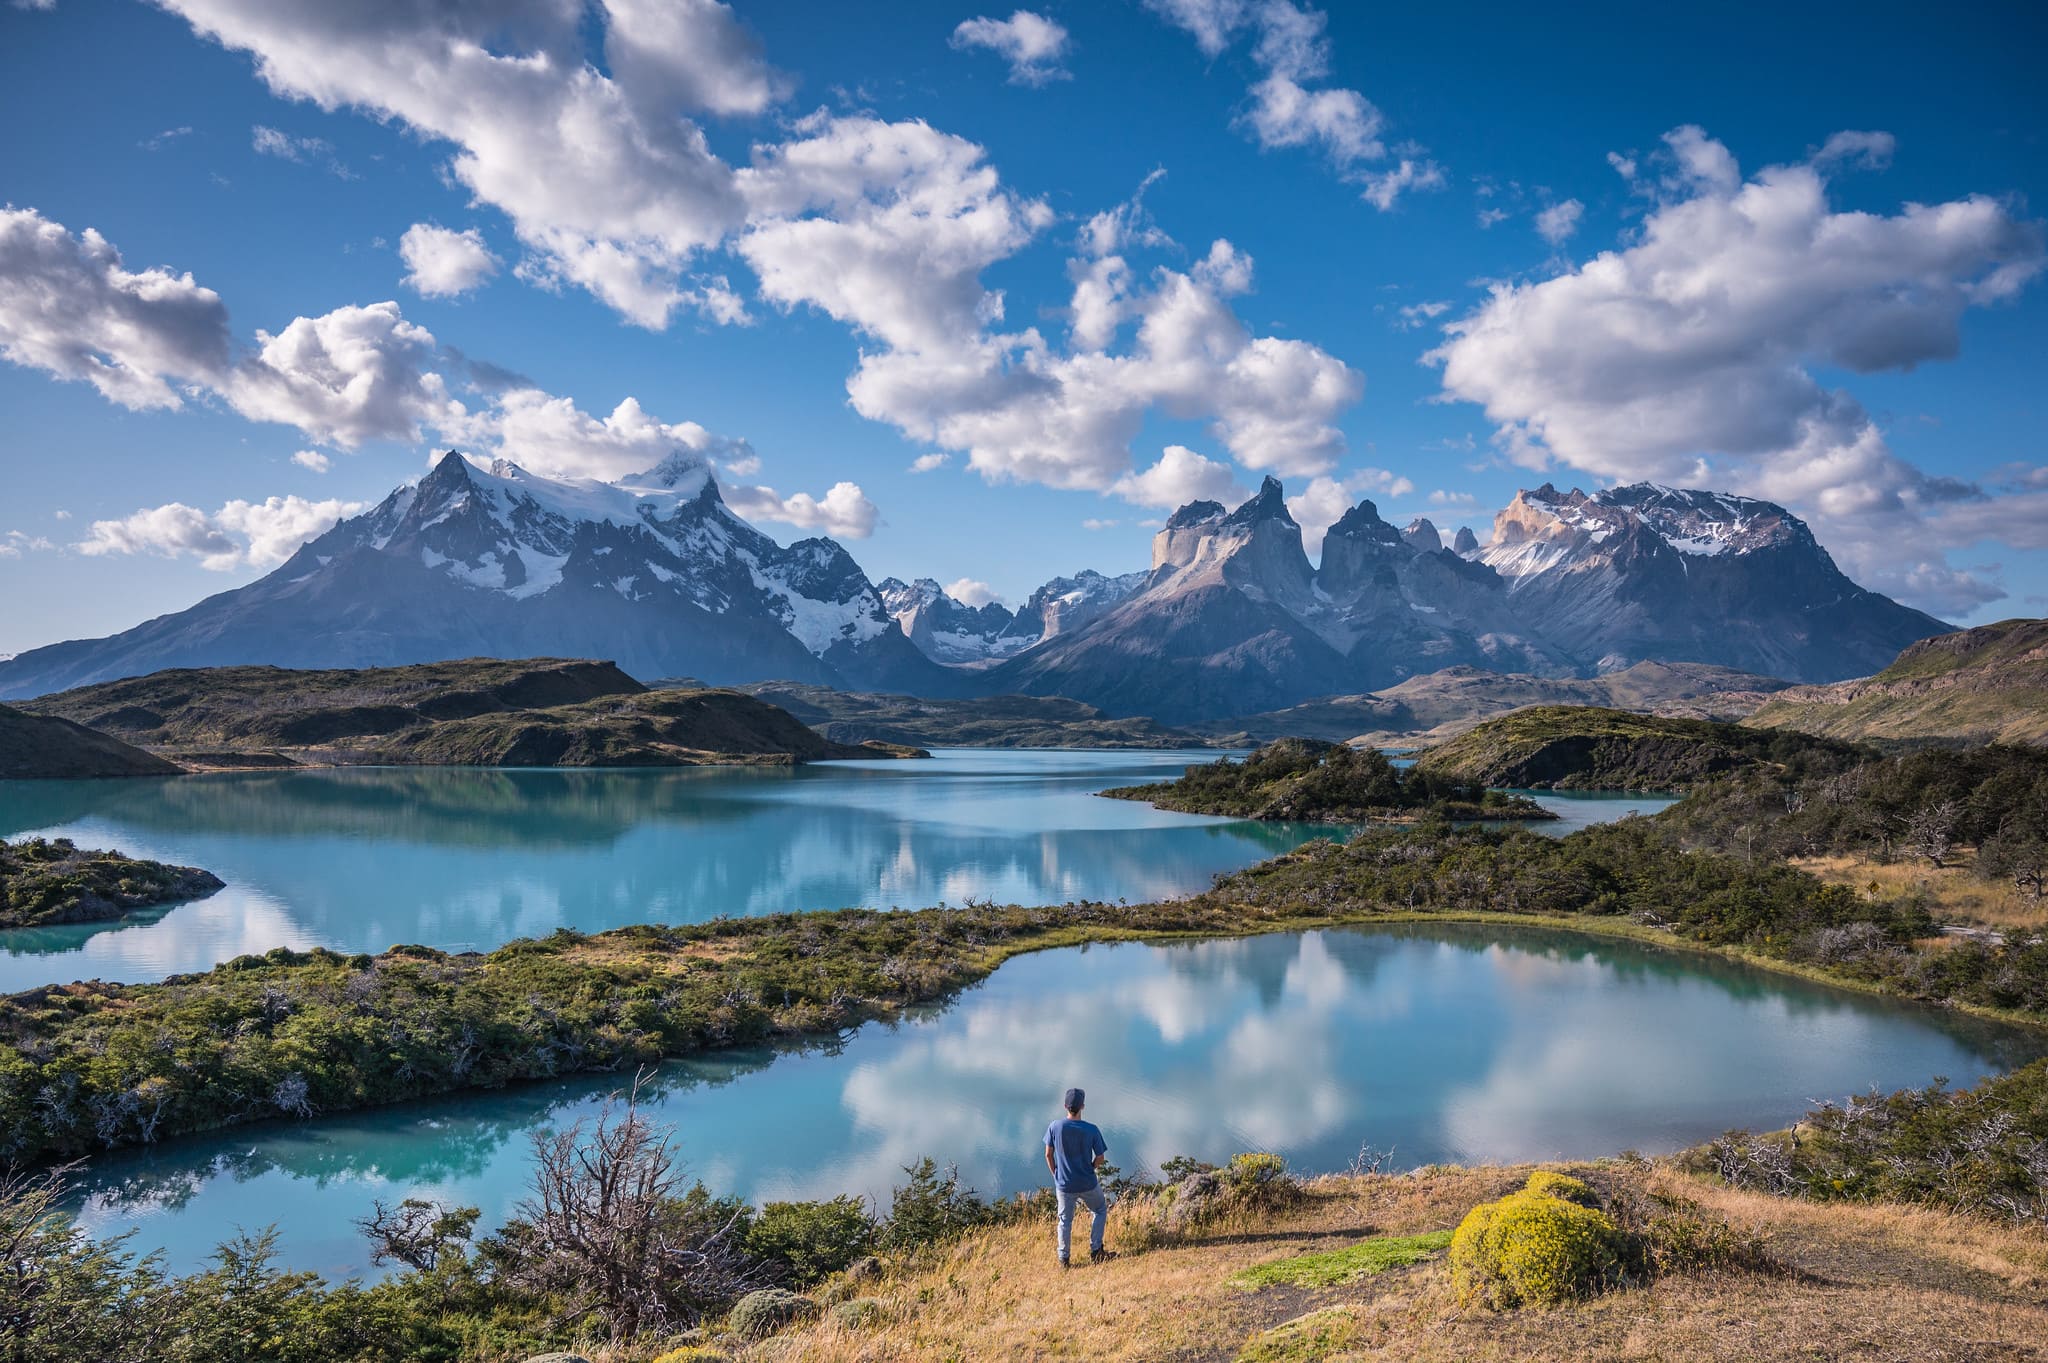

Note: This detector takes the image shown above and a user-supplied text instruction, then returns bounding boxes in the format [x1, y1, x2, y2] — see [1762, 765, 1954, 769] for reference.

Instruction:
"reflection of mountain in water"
[59, 923, 2047, 1281]
[1, 760, 1338, 984]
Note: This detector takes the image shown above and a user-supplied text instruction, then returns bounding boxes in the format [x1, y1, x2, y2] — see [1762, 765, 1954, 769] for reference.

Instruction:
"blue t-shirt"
[1045, 1116, 1107, 1191]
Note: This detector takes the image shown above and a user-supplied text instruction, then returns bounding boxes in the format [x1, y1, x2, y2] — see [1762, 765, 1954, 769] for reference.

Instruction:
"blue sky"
[1, 0, 2044, 656]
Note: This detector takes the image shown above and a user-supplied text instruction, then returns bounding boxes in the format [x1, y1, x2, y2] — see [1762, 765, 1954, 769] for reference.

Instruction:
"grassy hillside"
[1208, 661, 1790, 746]
[1744, 617, 2048, 747]
[20, 660, 918, 768]
[0, 836, 222, 928]
[0, 702, 182, 779]
[1101, 738, 1553, 821]
[1415, 705, 1867, 791]
[735, 681, 1217, 749]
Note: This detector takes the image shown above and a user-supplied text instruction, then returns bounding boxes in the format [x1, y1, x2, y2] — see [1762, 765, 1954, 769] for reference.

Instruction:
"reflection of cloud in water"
[1, 752, 1332, 989]
[56, 924, 2045, 1283]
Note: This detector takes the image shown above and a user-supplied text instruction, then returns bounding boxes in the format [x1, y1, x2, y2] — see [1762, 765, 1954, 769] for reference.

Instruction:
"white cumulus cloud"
[722, 480, 880, 539]
[1427, 126, 2045, 615]
[78, 494, 366, 570]
[290, 449, 330, 473]
[399, 223, 501, 298]
[1533, 198, 1583, 245]
[1111, 444, 1244, 508]
[944, 576, 1000, 606]
[950, 11, 1072, 86]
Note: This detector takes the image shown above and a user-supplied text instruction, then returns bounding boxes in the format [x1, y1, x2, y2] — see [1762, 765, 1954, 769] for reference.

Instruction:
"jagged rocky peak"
[1016, 569, 1148, 641]
[877, 577, 1027, 665]
[1451, 525, 1480, 556]
[1401, 517, 1443, 553]
[1316, 497, 1406, 590]
[1153, 476, 1309, 585]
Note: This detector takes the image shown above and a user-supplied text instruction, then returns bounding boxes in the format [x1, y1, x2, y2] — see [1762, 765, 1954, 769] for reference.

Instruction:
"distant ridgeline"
[0, 456, 1955, 726]
[11, 658, 923, 773]
[1099, 738, 1553, 822]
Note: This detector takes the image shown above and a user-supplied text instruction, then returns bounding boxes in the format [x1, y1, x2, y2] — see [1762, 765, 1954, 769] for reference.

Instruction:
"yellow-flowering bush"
[1449, 1173, 1625, 1309]
[1521, 1170, 1600, 1208]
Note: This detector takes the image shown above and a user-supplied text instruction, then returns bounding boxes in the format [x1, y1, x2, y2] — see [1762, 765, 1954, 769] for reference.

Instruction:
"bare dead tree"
[1903, 799, 1961, 869]
[501, 1076, 766, 1344]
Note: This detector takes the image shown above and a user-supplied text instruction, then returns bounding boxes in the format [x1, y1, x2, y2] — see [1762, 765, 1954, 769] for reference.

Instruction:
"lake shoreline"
[11, 888, 2044, 1173]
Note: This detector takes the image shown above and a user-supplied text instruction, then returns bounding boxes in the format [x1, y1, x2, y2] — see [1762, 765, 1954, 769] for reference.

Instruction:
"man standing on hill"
[1045, 1086, 1116, 1267]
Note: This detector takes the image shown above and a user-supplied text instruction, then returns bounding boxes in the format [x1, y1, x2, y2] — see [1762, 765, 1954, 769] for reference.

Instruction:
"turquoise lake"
[65, 922, 2044, 1279]
[0, 749, 1671, 992]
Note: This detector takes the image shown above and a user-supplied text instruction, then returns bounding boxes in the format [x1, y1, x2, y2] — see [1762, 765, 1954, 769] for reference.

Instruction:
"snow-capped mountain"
[0, 452, 952, 699]
[984, 478, 1564, 722]
[876, 577, 1028, 666]
[1475, 483, 1948, 681]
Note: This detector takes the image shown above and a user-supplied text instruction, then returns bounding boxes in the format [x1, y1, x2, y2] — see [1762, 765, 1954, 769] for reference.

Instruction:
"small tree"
[355, 1198, 479, 1274]
[0, 1162, 169, 1363]
[1904, 799, 1961, 869]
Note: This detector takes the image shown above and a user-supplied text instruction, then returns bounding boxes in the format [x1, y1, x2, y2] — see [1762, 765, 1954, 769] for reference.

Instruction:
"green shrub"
[726, 1287, 817, 1339]
[650, 1347, 729, 1363]
[877, 1159, 987, 1252]
[831, 1296, 885, 1329]
[745, 1196, 874, 1287]
[1449, 1176, 1626, 1309]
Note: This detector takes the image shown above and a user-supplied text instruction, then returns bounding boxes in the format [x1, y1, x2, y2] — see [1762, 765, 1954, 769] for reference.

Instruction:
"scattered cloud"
[449, 388, 752, 484]
[77, 494, 366, 570]
[1082, 516, 1120, 530]
[1148, 0, 1442, 210]
[944, 576, 1000, 606]
[139, 126, 194, 152]
[251, 123, 352, 177]
[907, 452, 950, 473]
[1476, 207, 1509, 229]
[290, 449, 330, 473]
[1428, 489, 1478, 508]
[224, 301, 458, 447]
[1533, 198, 1582, 245]
[950, 11, 1072, 86]
[399, 223, 500, 298]
[1428, 125, 2046, 614]
[1111, 443, 1245, 508]
[0, 531, 55, 559]
[722, 480, 880, 538]
[0, 206, 232, 410]
[1288, 467, 1414, 555]
[1395, 299, 1450, 330]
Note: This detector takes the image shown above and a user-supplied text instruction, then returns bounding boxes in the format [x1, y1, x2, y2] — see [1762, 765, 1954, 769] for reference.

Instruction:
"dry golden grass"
[1794, 851, 2047, 935]
[717, 1165, 2048, 1363]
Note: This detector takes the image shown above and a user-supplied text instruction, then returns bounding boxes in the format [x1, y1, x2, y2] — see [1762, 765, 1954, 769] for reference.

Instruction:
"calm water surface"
[0, 751, 1669, 991]
[69, 922, 2041, 1278]
[0, 750, 1345, 990]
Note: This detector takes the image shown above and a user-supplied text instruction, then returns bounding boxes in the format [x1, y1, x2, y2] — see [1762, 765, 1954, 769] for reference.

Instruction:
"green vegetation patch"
[1229, 1230, 1453, 1289]
[1415, 705, 1866, 792]
[1234, 1306, 1365, 1362]
[0, 835, 223, 929]
[1102, 737, 1552, 822]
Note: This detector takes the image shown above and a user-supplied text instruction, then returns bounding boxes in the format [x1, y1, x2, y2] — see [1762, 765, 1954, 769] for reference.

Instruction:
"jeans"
[1056, 1184, 1110, 1260]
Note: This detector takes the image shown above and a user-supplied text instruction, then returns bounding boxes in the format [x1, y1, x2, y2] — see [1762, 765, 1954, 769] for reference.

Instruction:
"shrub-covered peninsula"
[0, 836, 223, 930]
[1099, 737, 1554, 822]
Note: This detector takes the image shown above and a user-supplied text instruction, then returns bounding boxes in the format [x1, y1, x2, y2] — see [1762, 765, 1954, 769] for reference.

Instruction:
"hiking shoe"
[1090, 1248, 1118, 1264]
[1058, 1256, 1070, 1270]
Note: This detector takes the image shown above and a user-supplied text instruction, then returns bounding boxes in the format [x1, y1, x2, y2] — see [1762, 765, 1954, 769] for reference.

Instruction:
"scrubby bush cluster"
[0, 836, 221, 929]
[1450, 1169, 1770, 1310]
[1219, 815, 2048, 1017]
[1696, 1058, 2048, 1224]
[1663, 744, 2048, 888]
[1101, 738, 1551, 823]
[0, 1099, 1035, 1363]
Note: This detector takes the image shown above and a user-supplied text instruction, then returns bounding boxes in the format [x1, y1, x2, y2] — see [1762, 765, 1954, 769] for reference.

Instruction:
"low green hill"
[21, 659, 920, 768]
[736, 681, 1215, 749]
[0, 702, 183, 779]
[1101, 737, 1551, 821]
[1414, 705, 1866, 791]
[1743, 618, 2048, 747]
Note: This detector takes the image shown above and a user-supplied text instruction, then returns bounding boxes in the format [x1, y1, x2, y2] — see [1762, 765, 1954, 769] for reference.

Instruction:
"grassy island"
[1100, 738, 1555, 822]
[0, 836, 223, 930]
